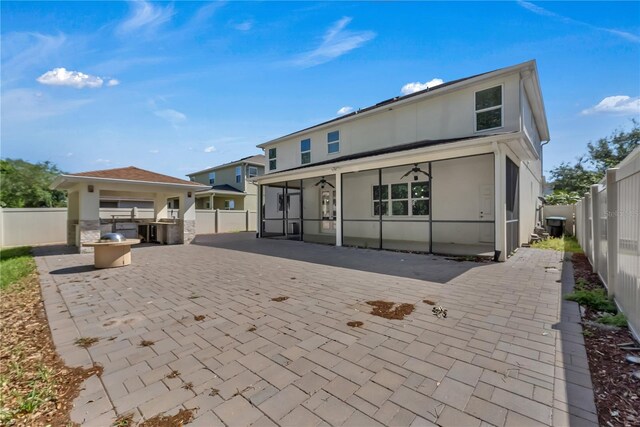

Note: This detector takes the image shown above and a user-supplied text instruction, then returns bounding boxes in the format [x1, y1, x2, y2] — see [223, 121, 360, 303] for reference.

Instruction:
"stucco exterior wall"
[264, 73, 521, 173]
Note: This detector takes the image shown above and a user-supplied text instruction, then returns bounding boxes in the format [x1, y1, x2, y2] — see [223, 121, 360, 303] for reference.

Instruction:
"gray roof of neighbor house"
[257, 59, 549, 147]
[187, 154, 265, 177]
[196, 184, 247, 196]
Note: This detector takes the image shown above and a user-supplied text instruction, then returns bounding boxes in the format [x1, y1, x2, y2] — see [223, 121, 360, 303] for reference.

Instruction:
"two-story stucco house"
[187, 155, 265, 212]
[253, 60, 549, 261]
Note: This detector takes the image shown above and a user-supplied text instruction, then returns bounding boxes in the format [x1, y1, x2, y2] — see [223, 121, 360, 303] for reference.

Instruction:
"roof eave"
[51, 174, 209, 191]
[187, 160, 265, 177]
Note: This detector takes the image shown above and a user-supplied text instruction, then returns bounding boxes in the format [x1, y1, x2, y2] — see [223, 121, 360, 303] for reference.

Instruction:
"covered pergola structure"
[51, 167, 208, 253]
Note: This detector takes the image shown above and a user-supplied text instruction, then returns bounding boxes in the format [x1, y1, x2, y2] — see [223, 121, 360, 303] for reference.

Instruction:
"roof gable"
[70, 166, 196, 186]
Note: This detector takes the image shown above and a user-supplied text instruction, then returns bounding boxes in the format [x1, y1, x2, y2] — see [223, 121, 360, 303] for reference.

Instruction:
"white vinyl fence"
[0, 208, 257, 247]
[575, 147, 640, 338]
[195, 210, 257, 234]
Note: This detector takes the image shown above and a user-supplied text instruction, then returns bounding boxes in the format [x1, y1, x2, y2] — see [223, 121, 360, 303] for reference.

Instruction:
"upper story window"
[301, 138, 311, 164]
[475, 85, 502, 131]
[208, 171, 216, 184]
[248, 166, 258, 178]
[235, 166, 242, 183]
[327, 130, 340, 154]
[189, 176, 195, 182]
[268, 148, 277, 170]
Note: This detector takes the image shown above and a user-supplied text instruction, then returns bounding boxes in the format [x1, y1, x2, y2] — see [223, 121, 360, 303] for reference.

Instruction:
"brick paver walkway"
[35, 233, 598, 426]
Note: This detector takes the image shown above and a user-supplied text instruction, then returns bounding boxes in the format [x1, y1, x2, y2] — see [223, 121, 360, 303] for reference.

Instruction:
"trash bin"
[546, 216, 566, 238]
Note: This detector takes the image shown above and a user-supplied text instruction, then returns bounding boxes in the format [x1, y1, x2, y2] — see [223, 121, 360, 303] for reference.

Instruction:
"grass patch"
[564, 288, 617, 313]
[531, 236, 583, 254]
[0, 246, 35, 290]
[597, 313, 628, 327]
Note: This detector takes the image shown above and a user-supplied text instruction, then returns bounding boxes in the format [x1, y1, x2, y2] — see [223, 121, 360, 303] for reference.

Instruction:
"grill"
[99, 232, 126, 242]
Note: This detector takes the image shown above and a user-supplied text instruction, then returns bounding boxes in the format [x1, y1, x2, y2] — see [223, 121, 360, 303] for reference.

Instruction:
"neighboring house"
[253, 60, 549, 261]
[187, 155, 265, 211]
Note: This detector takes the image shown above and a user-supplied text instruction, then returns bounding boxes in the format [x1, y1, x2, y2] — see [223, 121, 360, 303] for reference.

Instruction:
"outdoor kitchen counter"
[83, 239, 141, 268]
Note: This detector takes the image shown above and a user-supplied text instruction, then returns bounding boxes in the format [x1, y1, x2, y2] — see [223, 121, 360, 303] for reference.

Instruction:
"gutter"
[51, 174, 209, 191]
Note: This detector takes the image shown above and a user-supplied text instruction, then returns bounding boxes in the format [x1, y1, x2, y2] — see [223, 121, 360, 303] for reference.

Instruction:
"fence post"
[590, 185, 600, 274]
[606, 169, 618, 297]
[246, 210, 250, 231]
[215, 209, 219, 234]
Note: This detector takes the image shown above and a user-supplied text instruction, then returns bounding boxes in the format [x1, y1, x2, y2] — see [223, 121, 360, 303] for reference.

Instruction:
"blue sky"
[1, 1, 639, 179]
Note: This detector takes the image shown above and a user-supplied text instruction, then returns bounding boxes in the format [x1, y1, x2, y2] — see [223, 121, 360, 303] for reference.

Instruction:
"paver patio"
[35, 233, 598, 426]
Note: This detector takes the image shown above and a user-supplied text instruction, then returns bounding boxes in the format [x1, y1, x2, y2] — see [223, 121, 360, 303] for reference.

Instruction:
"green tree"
[0, 159, 67, 208]
[549, 120, 639, 196]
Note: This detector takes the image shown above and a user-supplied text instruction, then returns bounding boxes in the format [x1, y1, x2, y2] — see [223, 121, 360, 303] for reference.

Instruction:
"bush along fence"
[575, 147, 640, 339]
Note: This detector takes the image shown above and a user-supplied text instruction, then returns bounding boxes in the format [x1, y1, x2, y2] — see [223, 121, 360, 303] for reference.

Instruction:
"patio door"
[479, 184, 494, 243]
[320, 189, 336, 233]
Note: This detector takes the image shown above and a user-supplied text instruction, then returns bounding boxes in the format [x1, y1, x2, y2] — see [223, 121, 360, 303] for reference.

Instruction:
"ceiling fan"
[400, 163, 431, 181]
[314, 177, 335, 189]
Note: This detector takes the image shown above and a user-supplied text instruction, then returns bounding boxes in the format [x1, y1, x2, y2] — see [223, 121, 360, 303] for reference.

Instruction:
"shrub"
[564, 288, 617, 313]
[597, 313, 627, 327]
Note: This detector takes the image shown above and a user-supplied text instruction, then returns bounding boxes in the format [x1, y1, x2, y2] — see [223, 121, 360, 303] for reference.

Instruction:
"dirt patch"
[571, 253, 639, 426]
[366, 300, 415, 320]
[165, 370, 180, 379]
[74, 337, 100, 348]
[138, 408, 195, 427]
[347, 321, 364, 328]
[194, 315, 205, 321]
[271, 296, 289, 302]
[423, 299, 436, 305]
[0, 272, 103, 426]
[113, 413, 135, 426]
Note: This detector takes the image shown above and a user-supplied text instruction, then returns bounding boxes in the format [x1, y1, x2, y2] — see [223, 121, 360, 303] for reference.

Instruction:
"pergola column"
[179, 190, 196, 244]
[77, 184, 100, 253]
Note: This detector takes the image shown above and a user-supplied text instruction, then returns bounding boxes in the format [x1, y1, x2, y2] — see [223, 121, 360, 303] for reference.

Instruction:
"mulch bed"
[571, 253, 640, 426]
[0, 272, 102, 426]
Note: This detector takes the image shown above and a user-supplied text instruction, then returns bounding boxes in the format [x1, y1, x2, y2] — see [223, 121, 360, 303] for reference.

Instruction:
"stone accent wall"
[78, 220, 100, 253]
[183, 219, 196, 244]
[67, 220, 78, 246]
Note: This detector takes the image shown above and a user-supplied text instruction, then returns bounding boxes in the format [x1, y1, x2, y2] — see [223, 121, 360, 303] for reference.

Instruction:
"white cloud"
[581, 95, 640, 115]
[95, 158, 112, 164]
[149, 149, 160, 154]
[204, 146, 216, 153]
[292, 17, 376, 67]
[232, 20, 253, 31]
[117, 0, 174, 35]
[37, 67, 105, 89]
[66, 152, 73, 157]
[107, 79, 120, 87]
[518, 1, 640, 43]
[153, 109, 187, 125]
[337, 106, 353, 115]
[400, 78, 444, 95]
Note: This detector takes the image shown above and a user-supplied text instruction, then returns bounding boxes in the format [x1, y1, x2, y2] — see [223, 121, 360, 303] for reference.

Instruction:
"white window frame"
[248, 166, 258, 178]
[474, 84, 504, 133]
[208, 171, 216, 184]
[301, 138, 311, 164]
[327, 130, 340, 154]
[371, 181, 430, 217]
[268, 148, 277, 171]
[235, 166, 242, 183]
[224, 200, 235, 210]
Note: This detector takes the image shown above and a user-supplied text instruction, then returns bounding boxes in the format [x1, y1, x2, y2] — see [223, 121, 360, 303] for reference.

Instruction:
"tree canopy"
[0, 159, 67, 208]
[547, 120, 639, 204]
